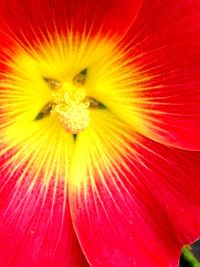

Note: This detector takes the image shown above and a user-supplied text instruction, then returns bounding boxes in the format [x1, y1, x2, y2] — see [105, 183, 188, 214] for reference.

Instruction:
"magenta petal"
[0, 0, 143, 45]
[69, 133, 200, 267]
[115, 0, 200, 150]
[0, 151, 89, 267]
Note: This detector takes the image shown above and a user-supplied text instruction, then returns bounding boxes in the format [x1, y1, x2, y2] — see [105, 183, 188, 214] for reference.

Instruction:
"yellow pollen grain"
[51, 85, 90, 134]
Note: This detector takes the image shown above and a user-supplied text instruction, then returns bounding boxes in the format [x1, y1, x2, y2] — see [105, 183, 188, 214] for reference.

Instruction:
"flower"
[0, 0, 200, 266]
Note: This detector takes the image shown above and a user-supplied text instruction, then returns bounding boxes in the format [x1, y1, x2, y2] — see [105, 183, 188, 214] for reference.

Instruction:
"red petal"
[0, 0, 142, 46]
[0, 149, 89, 267]
[113, 1, 200, 150]
[69, 110, 200, 267]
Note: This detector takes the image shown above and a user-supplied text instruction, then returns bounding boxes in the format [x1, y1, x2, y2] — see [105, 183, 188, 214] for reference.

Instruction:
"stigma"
[51, 84, 91, 134]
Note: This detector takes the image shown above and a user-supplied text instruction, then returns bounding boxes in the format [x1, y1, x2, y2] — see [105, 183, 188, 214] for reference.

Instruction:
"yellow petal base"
[0, 31, 145, 188]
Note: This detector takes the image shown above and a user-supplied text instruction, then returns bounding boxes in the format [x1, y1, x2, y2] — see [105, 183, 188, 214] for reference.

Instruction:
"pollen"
[51, 86, 91, 134]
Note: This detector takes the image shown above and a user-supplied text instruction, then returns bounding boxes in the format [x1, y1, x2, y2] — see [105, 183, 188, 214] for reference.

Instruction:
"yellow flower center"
[0, 32, 144, 187]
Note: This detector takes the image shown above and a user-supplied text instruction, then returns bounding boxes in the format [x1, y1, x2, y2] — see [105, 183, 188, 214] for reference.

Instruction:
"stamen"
[52, 102, 90, 134]
[51, 86, 91, 134]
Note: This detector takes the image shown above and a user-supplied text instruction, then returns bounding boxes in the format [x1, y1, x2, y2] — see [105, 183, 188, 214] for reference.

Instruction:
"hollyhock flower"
[0, 0, 200, 266]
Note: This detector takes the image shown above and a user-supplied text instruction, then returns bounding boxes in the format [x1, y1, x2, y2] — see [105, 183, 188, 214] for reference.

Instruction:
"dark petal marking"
[73, 68, 88, 86]
[43, 78, 61, 90]
[34, 102, 54, 120]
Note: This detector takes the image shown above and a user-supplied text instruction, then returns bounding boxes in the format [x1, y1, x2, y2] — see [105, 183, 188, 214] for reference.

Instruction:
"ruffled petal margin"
[69, 110, 200, 267]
